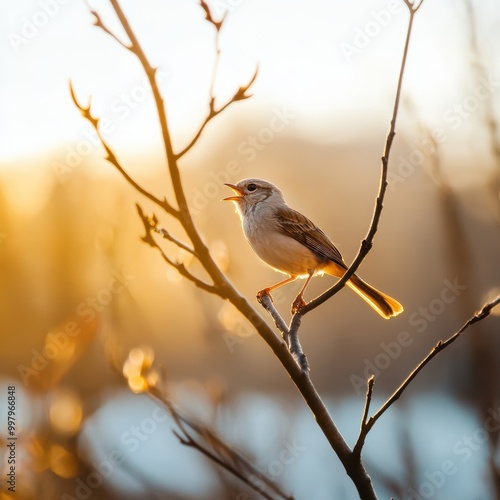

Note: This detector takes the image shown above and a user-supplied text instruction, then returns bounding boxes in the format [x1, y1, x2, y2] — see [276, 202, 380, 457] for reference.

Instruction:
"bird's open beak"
[222, 183, 245, 202]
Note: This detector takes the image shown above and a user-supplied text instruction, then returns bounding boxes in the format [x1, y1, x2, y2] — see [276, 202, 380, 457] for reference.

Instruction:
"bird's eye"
[247, 183, 257, 192]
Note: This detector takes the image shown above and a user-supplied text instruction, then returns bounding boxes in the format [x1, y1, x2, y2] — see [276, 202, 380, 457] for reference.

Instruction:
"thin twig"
[107, 0, 188, 215]
[175, 67, 258, 160]
[117, 360, 286, 499]
[136, 204, 221, 296]
[199, 0, 226, 32]
[361, 378, 375, 427]
[354, 295, 500, 454]
[258, 294, 290, 345]
[403, 0, 424, 12]
[68, 81, 177, 216]
[147, 385, 293, 500]
[153, 225, 195, 255]
[175, 1, 258, 161]
[297, 2, 421, 316]
[258, 295, 309, 371]
[353, 376, 375, 457]
[106, 0, 246, 295]
[90, 9, 131, 49]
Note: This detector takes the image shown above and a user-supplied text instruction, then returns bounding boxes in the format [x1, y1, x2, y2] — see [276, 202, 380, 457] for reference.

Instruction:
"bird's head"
[223, 178, 285, 216]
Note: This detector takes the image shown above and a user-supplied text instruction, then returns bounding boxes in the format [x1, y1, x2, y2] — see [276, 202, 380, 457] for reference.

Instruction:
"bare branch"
[353, 376, 375, 457]
[147, 385, 293, 500]
[258, 295, 309, 372]
[175, 66, 259, 160]
[136, 204, 221, 296]
[174, 2, 259, 160]
[107, 0, 189, 215]
[233, 67, 259, 102]
[403, 0, 424, 11]
[179, 0, 226, 161]
[138, 208, 195, 255]
[90, 8, 131, 49]
[297, 2, 421, 316]
[362, 377, 375, 426]
[199, 0, 226, 32]
[69, 81, 177, 216]
[106, 0, 240, 298]
[118, 351, 294, 500]
[355, 295, 500, 453]
[153, 225, 195, 255]
[258, 294, 290, 344]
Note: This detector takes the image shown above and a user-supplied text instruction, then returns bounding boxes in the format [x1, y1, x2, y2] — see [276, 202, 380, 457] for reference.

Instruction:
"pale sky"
[0, 0, 499, 166]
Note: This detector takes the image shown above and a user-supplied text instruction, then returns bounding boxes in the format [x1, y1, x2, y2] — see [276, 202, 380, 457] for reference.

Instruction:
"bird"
[223, 178, 403, 318]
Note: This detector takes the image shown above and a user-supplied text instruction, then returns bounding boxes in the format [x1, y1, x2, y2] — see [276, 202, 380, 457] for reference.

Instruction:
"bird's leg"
[291, 272, 314, 314]
[257, 276, 298, 303]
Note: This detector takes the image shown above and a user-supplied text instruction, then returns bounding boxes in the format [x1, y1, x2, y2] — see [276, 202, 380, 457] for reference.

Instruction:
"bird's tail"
[347, 274, 403, 319]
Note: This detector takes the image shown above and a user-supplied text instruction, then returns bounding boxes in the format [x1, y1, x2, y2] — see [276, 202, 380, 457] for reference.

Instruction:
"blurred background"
[1, 0, 500, 498]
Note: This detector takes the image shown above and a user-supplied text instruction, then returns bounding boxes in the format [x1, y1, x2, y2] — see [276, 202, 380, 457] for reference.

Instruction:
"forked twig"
[136, 204, 221, 296]
[68, 81, 177, 216]
[90, 8, 130, 49]
[258, 295, 290, 344]
[175, 68, 258, 160]
[174, 1, 258, 160]
[258, 296, 309, 372]
[353, 295, 500, 456]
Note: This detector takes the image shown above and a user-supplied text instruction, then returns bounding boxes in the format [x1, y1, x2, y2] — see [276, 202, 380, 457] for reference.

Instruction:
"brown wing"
[275, 205, 347, 269]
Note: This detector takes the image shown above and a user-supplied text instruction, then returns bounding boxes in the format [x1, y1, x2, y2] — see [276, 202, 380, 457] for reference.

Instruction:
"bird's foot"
[257, 288, 273, 304]
[291, 295, 307, 314]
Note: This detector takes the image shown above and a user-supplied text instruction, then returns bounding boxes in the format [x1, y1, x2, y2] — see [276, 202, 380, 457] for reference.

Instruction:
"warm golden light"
[123, 346, 158, 393]
[122, 358, 141, 380]
[49, 444, 79, 479]
[146, 370, 160, 388]
[1, 1, 499, 498]
[217, 302, 240, 332]
[128, 374, 148, 393]
[210, 239, 229, 271]
[49, 389, 83, 436]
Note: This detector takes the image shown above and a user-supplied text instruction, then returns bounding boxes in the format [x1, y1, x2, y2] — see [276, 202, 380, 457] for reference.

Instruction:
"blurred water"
[77, 388, 494, 499]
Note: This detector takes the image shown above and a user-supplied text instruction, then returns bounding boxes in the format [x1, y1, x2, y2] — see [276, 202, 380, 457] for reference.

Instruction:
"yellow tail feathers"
[347, 274, 403, 319]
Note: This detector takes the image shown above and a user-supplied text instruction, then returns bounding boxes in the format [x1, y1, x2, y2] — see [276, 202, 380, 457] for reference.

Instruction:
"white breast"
[242, 205, 319, 277]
